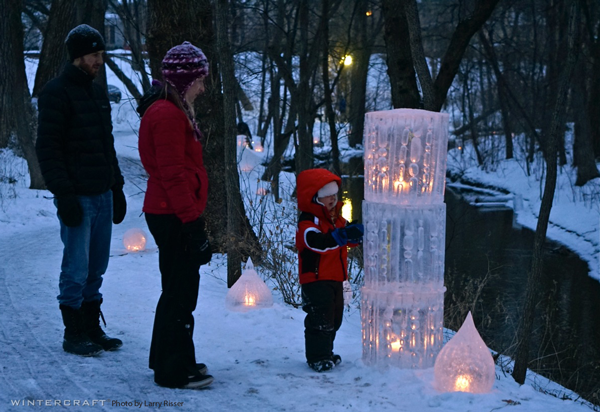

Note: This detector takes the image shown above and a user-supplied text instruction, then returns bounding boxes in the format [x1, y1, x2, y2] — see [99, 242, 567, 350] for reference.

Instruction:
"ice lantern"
[361, 109, 448, 369]
[225, 259, 273, 312]
[123, 228, 147, 252]
[434, 312, 495, 393]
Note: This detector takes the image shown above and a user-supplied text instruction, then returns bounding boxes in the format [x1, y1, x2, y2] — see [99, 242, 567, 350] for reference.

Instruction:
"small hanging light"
[342, 55, 353, 66]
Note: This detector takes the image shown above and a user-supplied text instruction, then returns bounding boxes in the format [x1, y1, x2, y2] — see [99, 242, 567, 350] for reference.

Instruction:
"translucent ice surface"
[361, 108, 448, 369]
[361, 287, 445, 369]
[363, 202, 446, 290]
[433, 312, 495, 393]
[364, 109, 449, 205]
[225, 259, 273, 312]
[123, 228, 147, 252]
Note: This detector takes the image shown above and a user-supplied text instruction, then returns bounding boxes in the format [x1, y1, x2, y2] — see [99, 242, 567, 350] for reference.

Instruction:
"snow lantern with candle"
[226, 259, 273, 312]
[433, 312, 496, 393]
[123, 228, 147, 252]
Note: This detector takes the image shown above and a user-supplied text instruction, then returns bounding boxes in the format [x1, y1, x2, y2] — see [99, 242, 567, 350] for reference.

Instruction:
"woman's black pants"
[146, 213, 201, 388]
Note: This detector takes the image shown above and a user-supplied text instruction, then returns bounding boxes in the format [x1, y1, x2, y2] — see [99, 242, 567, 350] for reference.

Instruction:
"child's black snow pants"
[301, 280, 344, 363]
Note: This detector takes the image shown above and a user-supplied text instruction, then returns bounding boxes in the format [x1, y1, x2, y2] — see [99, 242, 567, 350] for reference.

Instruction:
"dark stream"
[344, 176, 600, 405]
[444, 183, 600, 406]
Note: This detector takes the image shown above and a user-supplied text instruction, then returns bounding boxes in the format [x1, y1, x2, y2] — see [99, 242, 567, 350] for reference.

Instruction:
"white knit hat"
[317, 181, 339, 198]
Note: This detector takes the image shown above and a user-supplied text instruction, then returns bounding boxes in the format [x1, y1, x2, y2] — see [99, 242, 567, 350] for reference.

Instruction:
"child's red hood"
[297, 169, 342, 219]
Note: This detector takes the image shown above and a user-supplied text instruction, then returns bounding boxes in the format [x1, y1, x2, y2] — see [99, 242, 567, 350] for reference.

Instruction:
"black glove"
[345, 223, 364, 242]
[182, 217, 212, 266]
[112, 187, 127, 224]
[56, 194, 83, 227]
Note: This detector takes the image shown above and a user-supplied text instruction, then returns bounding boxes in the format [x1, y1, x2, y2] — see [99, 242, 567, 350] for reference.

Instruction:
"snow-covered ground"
[0, 57, 597, 411]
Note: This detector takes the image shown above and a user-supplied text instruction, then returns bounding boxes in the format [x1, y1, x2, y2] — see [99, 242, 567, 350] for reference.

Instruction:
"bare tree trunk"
[259, 2, 287, 191]
[347, 0, 379, 149]
[540, 0, 568, 166]
[215, 0, 243, 287]
[401, 0, 434, 110]
[262, 101, 297, 193]
[571, 31, 600, 185]
[465, 79, 484, 166]
[0, 0, 45, 189]
[261, 82, 284, 182]
[587, 36, 600, 158]
[399, 0, 500, 112]
[35, 0, 108, 94]
[256, 0, 279, 146]
[73, 0, 109, 91]
[295, 0, 313, 174]
[104, 54, 143, 101]
[512, 2, 578, 385]
[266, 0, 326, 176]
[145, 0, 258, 255]
[146, 0, 228, 250]
[478, 30, 514, 159]
[382, 0, 420, 110]
[257, 36, 270, 143]
[23, 2, 49, 34]
[32, 0, 75, 97]
[432, 0, 500, 111]
[107, 0, 151, 93]
[321, 0, 340, 174]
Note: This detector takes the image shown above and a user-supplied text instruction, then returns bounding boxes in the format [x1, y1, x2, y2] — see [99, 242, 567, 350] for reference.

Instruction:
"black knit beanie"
[65, 24, 106, 61]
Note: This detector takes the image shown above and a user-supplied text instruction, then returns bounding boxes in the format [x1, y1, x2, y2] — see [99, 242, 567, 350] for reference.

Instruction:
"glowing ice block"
[364, 109, 449, 205]
[361, 287, 445, 369]
[361, 109, 448, 369]
[362, 202, 446, 289]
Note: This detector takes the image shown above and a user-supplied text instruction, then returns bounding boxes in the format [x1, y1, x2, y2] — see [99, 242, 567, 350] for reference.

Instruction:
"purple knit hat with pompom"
[161, 41, 209, 97]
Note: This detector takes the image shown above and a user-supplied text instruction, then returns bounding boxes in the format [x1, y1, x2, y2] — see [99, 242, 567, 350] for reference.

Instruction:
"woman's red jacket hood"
[297, 168, 342, 218]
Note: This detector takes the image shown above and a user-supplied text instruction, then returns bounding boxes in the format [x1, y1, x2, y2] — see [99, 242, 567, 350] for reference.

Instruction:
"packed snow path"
[0, 154, 592, 412]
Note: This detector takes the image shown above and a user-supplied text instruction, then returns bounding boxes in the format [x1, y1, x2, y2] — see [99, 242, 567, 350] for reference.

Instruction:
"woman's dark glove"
[56, 194, 83, 227]
[182, 217, 212, 266]
[112, 188, 127, 224]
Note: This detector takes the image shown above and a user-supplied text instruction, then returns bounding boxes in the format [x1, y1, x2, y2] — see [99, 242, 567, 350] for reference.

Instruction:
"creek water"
[444, 183, 600, 405]
[344, 176, 600, 405]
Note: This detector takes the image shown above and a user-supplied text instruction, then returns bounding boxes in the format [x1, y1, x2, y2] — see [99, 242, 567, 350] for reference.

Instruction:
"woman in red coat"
[138, 42, 212, 390]
[296, 168, 364, 372]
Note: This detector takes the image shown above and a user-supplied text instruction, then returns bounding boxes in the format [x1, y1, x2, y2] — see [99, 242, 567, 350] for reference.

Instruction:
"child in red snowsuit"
[296, 169, 363, 372]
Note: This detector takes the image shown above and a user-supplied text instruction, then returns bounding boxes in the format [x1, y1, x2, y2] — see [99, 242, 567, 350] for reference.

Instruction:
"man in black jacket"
[36, 24, 126, 356]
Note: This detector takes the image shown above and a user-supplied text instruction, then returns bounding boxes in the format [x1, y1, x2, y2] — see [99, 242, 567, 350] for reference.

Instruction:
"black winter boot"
[307, 359, 335, 372]
[331, 353, 342, 366]
[59, 305, 103, 356]
[81, 299, 123, 351]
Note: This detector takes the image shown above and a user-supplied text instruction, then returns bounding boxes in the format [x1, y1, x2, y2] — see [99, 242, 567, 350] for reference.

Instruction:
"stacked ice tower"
[361, 108, 449, 369]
